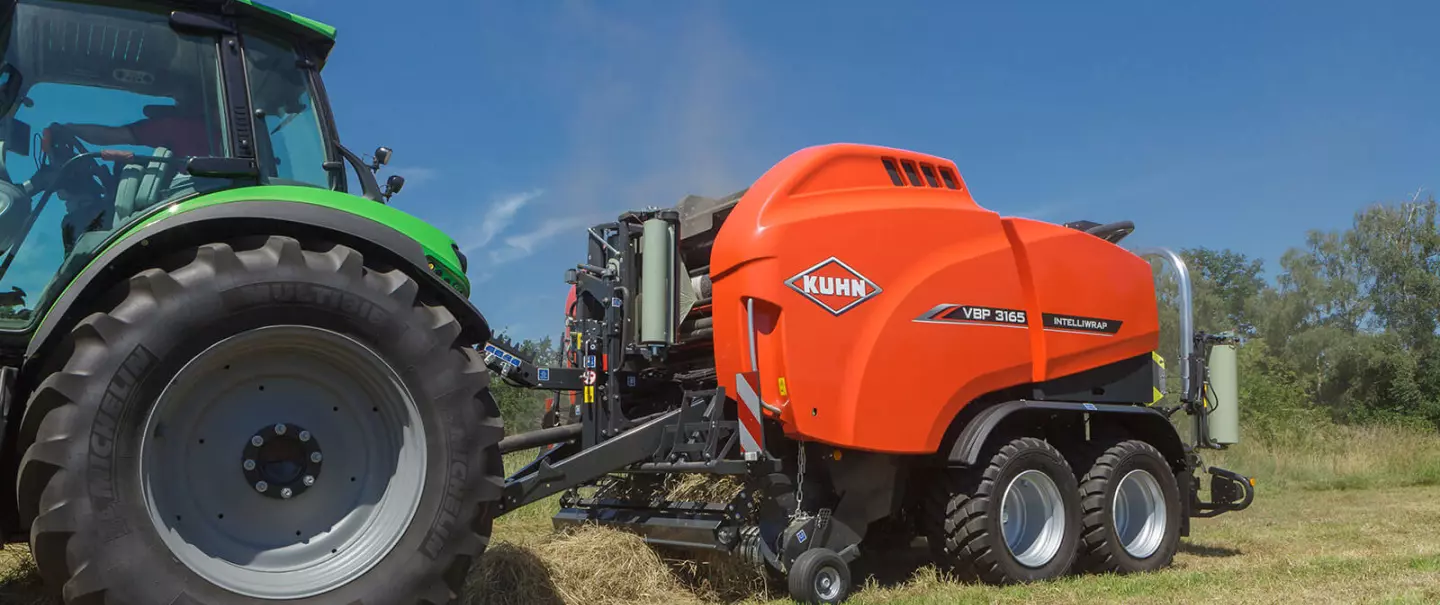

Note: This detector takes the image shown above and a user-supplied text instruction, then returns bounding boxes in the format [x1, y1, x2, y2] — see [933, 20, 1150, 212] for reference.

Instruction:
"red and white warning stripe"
[734, 371, 765, 458]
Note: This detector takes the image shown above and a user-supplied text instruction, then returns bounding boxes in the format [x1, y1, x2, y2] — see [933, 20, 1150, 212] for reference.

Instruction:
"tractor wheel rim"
[139, 325, 427, 599]
[1113, 468, 1167, 559]
[1000, 469, 1066, 568]
[814, 566, 842, 601]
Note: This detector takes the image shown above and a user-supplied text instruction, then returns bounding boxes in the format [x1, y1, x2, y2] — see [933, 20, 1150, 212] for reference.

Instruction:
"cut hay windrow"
[467, 472, 769, 605]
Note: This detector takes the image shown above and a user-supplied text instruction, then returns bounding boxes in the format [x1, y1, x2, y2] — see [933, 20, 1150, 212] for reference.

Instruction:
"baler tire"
[1073, 439, 1181, 575]
[923, 436, 1081, 585]
[786, 547, 851, 604]
[13, 235, 505, 605]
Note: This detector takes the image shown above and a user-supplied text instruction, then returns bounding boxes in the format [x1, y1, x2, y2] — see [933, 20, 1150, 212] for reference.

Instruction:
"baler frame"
[489, 206, 787, 514]
[479, 200, 1255, 603]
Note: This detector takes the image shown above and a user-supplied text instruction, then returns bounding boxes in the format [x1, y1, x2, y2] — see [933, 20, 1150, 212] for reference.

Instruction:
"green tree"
[1347, 199, 1440, 350]
[487, 331, 560, 435]
[1181, 247, 1266, 336]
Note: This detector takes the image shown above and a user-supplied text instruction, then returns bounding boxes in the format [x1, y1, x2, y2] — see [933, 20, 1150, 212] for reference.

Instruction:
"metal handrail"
[1131, 246, 1194, 400]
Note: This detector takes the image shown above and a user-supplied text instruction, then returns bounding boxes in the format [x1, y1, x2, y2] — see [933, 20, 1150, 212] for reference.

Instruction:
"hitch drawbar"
[480, 342, 586, 390]
[1192, 466, 1255, 518]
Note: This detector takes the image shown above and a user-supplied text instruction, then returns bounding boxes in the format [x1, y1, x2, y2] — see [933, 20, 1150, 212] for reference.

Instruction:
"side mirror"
[370, 146, 392, 172]
[383, 174, 405, 201]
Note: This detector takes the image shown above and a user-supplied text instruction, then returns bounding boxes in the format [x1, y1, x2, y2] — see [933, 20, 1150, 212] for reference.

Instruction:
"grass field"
[3, 423, 1439, 604]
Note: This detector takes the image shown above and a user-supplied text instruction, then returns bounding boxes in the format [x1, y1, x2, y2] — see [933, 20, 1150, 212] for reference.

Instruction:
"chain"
[794, 441, 808, 520]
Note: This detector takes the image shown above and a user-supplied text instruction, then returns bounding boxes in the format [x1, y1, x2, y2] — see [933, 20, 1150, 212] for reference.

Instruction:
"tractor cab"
[0, 0, 371, 329]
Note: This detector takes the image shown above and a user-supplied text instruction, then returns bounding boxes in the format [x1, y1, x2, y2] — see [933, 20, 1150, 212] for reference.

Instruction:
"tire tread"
[1074, 438, 1179, 575]
[14, 234, 502, 605]
[923, 436, 1077, 585]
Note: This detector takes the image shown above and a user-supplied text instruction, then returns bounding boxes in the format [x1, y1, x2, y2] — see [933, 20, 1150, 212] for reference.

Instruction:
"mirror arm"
[335, 143, 384, 202]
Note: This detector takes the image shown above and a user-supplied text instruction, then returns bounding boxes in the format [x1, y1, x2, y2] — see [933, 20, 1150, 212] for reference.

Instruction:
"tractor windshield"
[246, 31, 334, 190]
[0, 0, 233, 325]
[0, 0, 237, 327]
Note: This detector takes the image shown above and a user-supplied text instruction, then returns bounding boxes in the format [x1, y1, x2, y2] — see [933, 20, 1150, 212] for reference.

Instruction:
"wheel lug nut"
[310, 452, 323, 463]
[274, 423, 287, 435]
[243, 459, 256, 471]
[303, 475, 315, 487]
[299, 430, 311, 442]
[281, 487, 293, 499]
[255, 481, 268, 493]
[251, 435, 264, 447]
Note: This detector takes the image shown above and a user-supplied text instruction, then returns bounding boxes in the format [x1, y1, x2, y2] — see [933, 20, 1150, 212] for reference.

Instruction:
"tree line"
[488, 197, 1440, 438]
[1162, 197, 1440, 437]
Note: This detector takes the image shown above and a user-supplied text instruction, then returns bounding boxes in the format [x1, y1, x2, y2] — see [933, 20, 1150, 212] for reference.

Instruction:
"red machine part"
[560, 285, 579, 415]
[709, 143, 1160, 455]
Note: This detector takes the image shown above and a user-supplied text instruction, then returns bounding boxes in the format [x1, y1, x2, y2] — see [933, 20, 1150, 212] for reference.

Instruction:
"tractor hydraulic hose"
[498, 409, 672, 454]
[499, 423, 582, 454]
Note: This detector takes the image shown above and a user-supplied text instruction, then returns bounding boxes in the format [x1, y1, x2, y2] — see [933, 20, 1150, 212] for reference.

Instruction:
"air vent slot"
[938, 167, 959, 189]
[900, 160, 922, 186]
[881, 157, 904, 186]
[879, 156, 961, 190]
[919, 163, 940, 188]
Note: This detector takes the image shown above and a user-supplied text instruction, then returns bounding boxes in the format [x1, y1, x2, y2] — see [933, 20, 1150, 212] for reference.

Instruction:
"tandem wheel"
[787, 548, 851, 604]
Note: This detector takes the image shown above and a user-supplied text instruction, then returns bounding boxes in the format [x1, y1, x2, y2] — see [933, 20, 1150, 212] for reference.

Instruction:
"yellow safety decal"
[1150, 351, 1167, 405]
[583, 386, 595, 404]
[777, 377, 788, 397]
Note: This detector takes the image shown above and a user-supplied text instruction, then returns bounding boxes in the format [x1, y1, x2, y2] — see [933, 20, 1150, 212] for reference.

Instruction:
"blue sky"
[268, 0, 1440, 343]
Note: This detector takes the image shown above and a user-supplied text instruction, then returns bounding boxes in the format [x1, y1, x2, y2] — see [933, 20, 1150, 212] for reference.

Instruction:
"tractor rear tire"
[13, 235, 505, 605]
[1072, 439, 1181, 575]
[922, 436, 1081, 585]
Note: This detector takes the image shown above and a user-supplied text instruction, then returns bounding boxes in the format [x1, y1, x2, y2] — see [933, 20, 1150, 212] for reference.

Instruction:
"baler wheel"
[1073, 439, 1181, 574]
[13, 235, 505, 605]
[922, 436, 1081, 584]
[786, 547, 851, 604]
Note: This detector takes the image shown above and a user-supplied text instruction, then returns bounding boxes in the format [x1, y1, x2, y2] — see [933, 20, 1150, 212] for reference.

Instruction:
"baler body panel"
[710, 144, 1160, 454]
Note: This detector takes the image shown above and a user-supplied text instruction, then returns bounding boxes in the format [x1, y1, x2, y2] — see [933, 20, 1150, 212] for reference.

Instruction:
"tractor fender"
[26, 200, 493, 364]
[947, 400, 1187, 470]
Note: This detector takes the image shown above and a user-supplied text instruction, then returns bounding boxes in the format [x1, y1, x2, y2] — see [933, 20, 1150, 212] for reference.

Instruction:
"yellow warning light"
[1249, 477, 1257, 487]
[832, 449, 842, 461]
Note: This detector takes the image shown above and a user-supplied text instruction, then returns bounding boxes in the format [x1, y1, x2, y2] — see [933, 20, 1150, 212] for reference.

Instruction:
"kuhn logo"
[785, 257, 882, 315]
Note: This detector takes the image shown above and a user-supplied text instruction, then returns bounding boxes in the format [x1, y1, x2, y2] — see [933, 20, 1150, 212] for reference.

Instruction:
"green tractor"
[0, 1, 505, 603]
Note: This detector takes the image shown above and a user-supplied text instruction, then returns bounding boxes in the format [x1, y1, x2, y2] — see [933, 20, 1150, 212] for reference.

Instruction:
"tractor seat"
[113, 146, 178, 222]
[32, 147, 180, 311]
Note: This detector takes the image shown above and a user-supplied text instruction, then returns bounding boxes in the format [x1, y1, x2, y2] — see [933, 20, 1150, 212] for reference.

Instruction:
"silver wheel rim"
[139, 325, 427, 599]
[1113, 469, 1167, 559]
[814, 566, 842, 601]
[1000, 469, 1066, 568]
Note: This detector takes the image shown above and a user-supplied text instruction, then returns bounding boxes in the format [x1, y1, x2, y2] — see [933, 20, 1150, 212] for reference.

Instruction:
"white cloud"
[488, 216, 593, 264]
[383, 166, 441, 187]
[469, 269, 495, 285]
[525, 1, 762, 224]
[462, 189, 545, 254]
[453, 189, 593, 272]
[458, 3, 761, 344]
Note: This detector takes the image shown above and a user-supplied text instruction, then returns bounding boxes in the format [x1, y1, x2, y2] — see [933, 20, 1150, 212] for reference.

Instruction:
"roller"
[1206, 342, 1239, 445]
[641, 217, 676, 345]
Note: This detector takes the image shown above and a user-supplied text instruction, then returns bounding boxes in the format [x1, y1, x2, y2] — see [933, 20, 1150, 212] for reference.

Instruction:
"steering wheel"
[34, 124, 110, 202]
